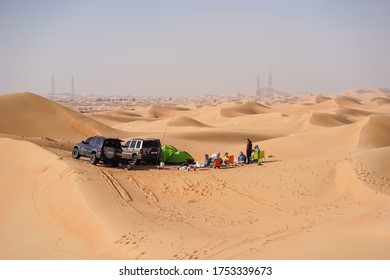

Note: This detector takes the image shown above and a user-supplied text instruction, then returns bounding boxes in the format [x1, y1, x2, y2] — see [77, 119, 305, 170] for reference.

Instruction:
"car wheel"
[90, 153, 99, 165]
[72, 147, 81, 159]
[104, 147, 116, 159]
[147, 147, 158, 155]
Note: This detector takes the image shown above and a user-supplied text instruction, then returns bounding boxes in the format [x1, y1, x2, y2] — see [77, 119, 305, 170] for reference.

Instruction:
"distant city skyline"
[1, 0, 389, 96]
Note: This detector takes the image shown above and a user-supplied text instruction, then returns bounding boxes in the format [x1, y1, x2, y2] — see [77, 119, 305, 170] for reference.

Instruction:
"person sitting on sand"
[210, 152, 220, 159]
[251, 144, 261, 163]
[209, 152, 223, 167]
[223, 152, 229, 164]
[204, 154, 211, 166]
[194, 154, 212, 169]
[238, 151, 246, 164]
[210, 152, 220, 164]
[204, 153, 220, 166]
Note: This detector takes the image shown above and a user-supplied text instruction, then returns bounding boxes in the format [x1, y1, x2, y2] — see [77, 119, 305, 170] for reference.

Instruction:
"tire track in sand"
[126, 174, 159, 202]
[100, 170, 162, 225]
[101, 170, 133, 202]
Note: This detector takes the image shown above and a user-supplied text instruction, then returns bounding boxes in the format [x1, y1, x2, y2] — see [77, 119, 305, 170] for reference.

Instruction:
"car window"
[143, 140, 160, 148]
[105, 139, 121, 148]
[84, 137, 92, 144]
[124, 141, 130, 148]
[136, 141, 141, 148]
[90, 137, 98, 145]
[129, 141, 136, 148]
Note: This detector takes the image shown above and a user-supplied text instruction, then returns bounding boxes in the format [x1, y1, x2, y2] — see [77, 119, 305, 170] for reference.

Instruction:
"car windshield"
[83, 137, 93, 144]
[143, 140, 160, 148]
[105, 139, 121, 148]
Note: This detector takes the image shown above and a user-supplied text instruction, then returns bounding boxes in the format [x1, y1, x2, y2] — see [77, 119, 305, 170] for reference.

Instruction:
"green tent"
[166, 150, 194, 164]
[160, 145, 194, 164]
[160, 145, 178, 162]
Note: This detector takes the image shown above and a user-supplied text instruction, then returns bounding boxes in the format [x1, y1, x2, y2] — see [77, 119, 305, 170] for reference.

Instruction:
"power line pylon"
[50, 75, 56, 97]
[268, 70, 273, 95]
[71, 76, 75, 98]
[268, 70, 273, 102]
[256, 75, 261, 100]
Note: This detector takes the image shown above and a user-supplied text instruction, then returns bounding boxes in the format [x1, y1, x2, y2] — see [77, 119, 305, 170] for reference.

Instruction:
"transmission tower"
[256, 75, 261, 100]
[50, 75, 56, 97]
[71, 76, 75, 98]
[268, 70, 273, 95]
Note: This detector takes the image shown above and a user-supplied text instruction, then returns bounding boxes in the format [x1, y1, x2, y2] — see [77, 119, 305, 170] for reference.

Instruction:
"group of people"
[237, 138, 261, 164]
[176, 138, 262, 171]
[203, 152, 231, 167]
[202, 139, 261, 167]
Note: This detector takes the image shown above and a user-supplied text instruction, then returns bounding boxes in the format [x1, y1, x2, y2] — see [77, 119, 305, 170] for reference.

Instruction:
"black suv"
[122, 138, 161, 164]
[72, 136, 123, 166]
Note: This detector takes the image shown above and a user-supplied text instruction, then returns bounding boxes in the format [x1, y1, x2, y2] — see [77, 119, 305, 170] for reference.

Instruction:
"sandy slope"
[0, 92, 131, 141]
[0, 91, 389, 259]
[0, 138, 121, 259]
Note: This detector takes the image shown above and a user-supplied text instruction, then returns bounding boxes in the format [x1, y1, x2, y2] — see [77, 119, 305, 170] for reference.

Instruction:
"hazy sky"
[1, 0, 389, 96]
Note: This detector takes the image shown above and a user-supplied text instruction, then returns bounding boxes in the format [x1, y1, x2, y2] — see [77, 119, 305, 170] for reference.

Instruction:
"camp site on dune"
[0, 90, 389, 260]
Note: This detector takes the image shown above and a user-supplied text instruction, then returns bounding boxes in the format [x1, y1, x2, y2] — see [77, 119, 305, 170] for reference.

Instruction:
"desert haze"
[0, 89, 389, 259]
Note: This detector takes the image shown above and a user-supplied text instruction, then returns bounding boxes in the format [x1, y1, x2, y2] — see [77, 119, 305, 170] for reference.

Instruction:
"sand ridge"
[0, 92, 132, 141]
[0, 138, 120, 259]
[220, 102, 272, 118]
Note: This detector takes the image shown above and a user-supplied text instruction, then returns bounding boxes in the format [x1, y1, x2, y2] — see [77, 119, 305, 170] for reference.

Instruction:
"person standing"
[246, 138, 252, 164]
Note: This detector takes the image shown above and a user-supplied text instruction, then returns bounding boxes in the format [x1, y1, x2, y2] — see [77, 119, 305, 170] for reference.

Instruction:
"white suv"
[122, 138, 161, 164]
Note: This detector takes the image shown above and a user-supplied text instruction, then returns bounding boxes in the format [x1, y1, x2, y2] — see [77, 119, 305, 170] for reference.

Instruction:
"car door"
[80, 137, 93, 156]
[135, 140, 142, 156]
[86, 137, 98, 157]
[122, 141, 131, 159]
[128, 141, 137, 157]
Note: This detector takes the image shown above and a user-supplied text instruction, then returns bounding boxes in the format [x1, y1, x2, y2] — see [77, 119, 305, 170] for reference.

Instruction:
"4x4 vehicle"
[122, 138, 161, 164]
[72, 136, 123, 166]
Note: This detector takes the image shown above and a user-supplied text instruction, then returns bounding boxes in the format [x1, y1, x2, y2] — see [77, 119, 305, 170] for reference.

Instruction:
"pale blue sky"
[1, 0, 389, 96]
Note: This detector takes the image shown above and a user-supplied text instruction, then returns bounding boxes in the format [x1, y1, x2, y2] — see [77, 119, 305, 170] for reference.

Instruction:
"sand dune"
[336, 107, 374, 117]
[91, 107, 142, 120]
[146, 104, 191, 118]
[88, 107, 153, 126]
[220, 102, 271, 118]
[371, 97, 390, 105]
[315, 95, 332, 103]
[310, 112, 352, 127]
[334, 96, 363, 107]
[1, 90, 390, 260]
[0, 93, 130, 141]
[351, 146, 390, 195]
[259, 118, 365, 157]
[169, 116, 209, 127]
[0, 138, 118, 259]
[300, 98, 339, 111]
[357, 114, 390, 149]
[241, 157, 390, 259]
[341, 88, 390, 101]
[171, 129, 273, 144]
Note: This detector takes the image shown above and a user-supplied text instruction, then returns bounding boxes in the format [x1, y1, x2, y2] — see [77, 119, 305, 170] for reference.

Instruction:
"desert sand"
[0, 89, 389, 259]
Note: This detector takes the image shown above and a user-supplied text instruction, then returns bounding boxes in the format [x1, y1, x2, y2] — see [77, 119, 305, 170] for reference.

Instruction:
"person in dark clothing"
[246, 138, 252, 164]
[238, 151, 246, 164]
